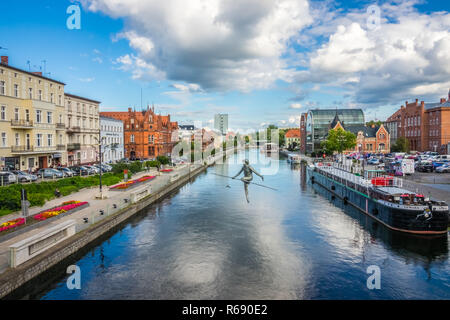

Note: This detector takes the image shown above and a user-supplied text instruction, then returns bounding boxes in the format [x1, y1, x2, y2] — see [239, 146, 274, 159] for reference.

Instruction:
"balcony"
[67, 126, 81, 134]
[11, 119, 34, 128]
[11, 145, 57, 154]
[57, 144, 66, 151]
[56, 123, 65, 130]
[67, 143, 81, 151]
[11, 145, 34, 153]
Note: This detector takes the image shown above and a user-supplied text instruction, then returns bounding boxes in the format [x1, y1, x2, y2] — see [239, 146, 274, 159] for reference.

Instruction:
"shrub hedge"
[0, 172, 123, 214]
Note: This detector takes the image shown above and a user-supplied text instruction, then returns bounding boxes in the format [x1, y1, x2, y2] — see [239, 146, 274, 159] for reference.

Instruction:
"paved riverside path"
[0, 164, 201, 273]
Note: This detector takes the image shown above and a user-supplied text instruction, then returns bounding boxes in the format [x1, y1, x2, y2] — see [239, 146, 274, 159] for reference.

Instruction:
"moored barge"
[307, 163, 449, 235]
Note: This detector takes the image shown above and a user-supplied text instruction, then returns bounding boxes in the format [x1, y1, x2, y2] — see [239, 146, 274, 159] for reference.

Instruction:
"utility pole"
[99, 131, 103, 195]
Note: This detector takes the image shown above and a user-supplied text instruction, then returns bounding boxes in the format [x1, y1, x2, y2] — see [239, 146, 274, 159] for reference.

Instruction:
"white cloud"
[295, 1, 450, 106]
[289, 103, 302, 109]
[82, 0, 313, 91]
[79, 77, 95, 82]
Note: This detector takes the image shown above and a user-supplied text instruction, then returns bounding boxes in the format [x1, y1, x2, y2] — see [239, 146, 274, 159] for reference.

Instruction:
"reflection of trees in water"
[312, 182, 449, 270]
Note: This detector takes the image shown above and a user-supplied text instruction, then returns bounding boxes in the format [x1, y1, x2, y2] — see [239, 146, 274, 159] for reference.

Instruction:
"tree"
[244, 136, 250, 144]
[156, 155, 170, 165]
[321, 128, 357, 155]
[366, 120, 383, 127]
[391, 137, 410, 153]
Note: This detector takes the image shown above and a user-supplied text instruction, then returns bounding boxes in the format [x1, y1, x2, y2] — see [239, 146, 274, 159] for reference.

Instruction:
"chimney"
[32, 72, 42, 76]
[440, 98, 446, 104]
[128, 107, 132, 112]
[415, 99, 418, 105]
[0, 56, 8, 65]
[421, 101, 425, 107]
[405, 101, 408, 106]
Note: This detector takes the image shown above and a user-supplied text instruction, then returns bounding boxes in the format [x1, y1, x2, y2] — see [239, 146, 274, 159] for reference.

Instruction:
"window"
[47, 111, 53, 124]
[15, 133, 19, 146]
[36, 110, 42, 123]
[47, 134, 53, 146]
[0, 81, 5, 95]
[1, 132, 6, 147]
[50, 93, 54, 103]
[14, 108, 19, 121]
[29, 88, 33, 99]
[36, 133, 42, 147]
[0, 106, 5, 120]
[38, 90, 42, 101]
[58, 95, 62, 106]
[14, 84, 18, 97]
[25, 109, 30, 121]
[130, 134, 135, 143]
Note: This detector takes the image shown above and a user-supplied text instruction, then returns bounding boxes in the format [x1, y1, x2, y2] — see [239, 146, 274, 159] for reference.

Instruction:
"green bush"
[28, 193, 48, 207]
[156, 155, 170, 165]
[0, 171, 126, 214]
[59, 185, 78, 196]
[145, 160, 160, 168]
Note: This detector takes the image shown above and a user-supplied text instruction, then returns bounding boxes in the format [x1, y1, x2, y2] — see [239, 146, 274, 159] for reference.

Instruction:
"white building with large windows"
[64, 93, 100, 166]
[100, 116, 124, 163]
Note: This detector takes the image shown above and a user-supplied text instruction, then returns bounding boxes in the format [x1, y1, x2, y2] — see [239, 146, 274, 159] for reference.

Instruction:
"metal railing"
[10, 119, 33, 127]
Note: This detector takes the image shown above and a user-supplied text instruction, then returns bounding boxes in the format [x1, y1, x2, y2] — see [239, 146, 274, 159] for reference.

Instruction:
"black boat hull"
[308, 167, 448, 235]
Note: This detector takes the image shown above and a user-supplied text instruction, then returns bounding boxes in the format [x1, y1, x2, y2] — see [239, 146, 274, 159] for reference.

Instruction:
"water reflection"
[6, 149, 449, 300]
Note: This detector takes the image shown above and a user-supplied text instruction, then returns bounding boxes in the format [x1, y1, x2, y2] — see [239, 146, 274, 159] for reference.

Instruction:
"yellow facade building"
[0, 56, 66, 171]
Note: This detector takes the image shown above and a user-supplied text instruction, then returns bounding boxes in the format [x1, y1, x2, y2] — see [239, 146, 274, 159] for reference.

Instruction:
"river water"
[15, 150, 450, 299]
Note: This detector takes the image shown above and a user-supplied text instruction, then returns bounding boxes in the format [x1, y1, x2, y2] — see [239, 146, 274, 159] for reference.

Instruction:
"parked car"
[367, 158, 380, 165]
[0, 171, 17, 185]
[37, 168, 64, 179]
[11, 170, 38, 182]
[435, 164, 450, 173]
[83, 165, 99, 174]
[417, 162, 434, 172]
[69, 166, 88, 176]
[59, 167, 75, 177]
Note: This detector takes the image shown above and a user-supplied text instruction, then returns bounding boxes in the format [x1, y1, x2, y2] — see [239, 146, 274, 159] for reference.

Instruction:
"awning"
[53, 154, 62, 159]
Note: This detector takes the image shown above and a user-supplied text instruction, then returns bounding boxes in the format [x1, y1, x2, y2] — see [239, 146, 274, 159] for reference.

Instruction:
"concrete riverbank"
[0, 148, 237, 298]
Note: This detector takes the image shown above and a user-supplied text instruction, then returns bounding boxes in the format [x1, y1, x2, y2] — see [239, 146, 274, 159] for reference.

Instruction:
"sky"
[1, 0, 449, 132]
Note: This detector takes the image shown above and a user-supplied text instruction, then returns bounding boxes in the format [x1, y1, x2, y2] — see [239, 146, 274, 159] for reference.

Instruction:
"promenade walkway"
[0, 164, 200, 273]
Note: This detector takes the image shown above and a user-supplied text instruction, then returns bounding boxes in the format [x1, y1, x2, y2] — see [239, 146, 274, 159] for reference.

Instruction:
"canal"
[13, 150, 450, 299]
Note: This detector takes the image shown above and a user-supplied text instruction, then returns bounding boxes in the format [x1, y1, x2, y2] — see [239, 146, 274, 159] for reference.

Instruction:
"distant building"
[330, 113, 390, 154]
[101, 106, 178, 160]
[385, 90, 450, 153]
[303, 109, 365, 153]
[285, 129, 301, 149]
[65, 93, 100, 166]
[214, 114, 228, 135]
[100, 116, 124, 163]
[178, 124, 195, 142]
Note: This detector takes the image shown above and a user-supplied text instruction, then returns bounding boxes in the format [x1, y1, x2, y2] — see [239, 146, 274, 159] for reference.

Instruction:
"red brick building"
[385, 90, 450, 153]
[100, 106, 178, 160]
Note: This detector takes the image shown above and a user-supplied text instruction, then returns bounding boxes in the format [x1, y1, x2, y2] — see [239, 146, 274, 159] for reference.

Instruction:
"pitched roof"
[285, 129, 301, 138]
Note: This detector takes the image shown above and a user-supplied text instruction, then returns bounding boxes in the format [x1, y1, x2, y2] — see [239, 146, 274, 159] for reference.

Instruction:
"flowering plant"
[0, 218, 25, 233]
[33, 201, 88, 221]
[160, 169, 173, 172]
[62, 200, 81, 205]
[110, 175, 155, 190]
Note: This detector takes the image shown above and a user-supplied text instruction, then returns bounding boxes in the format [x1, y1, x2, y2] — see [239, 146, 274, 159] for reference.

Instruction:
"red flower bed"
[160, 169, 173, 172]
[33, 201, 88, 221]
[0, 218, 25, 233]
[109, 175, 156, 190]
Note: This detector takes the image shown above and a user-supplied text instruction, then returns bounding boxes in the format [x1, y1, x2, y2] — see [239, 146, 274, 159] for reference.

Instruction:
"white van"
[435, 155, 450, 161]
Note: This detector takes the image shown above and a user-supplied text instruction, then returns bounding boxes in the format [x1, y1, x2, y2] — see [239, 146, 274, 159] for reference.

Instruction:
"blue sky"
[1, 0, 449, 132]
